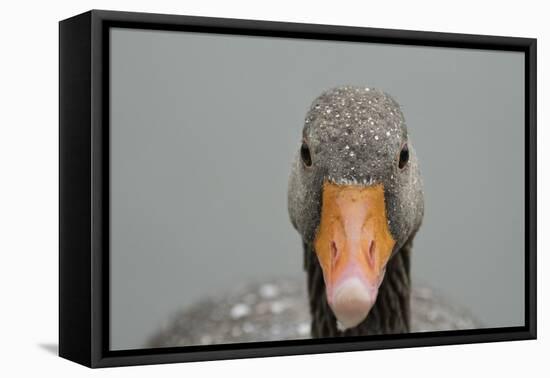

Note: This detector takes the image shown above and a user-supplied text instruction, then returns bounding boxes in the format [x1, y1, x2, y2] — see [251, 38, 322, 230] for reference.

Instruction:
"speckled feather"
[288, 86, 425, 336]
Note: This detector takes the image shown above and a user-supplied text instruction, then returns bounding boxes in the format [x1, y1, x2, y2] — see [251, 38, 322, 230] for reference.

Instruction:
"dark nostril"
[330, 241, 339, 267]
[366, 240, 376, 268]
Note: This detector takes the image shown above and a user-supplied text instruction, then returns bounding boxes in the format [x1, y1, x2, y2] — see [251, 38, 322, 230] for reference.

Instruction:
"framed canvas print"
[59, 10, 537, 368]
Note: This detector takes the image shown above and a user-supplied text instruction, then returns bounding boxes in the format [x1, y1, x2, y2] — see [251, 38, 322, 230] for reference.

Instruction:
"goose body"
[148, 278, 482, 347]
[288, 86, 424, 336]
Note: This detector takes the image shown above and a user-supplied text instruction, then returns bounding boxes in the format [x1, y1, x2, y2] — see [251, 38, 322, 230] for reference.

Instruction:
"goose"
[149, 87, 482, 348]
[288, 86, 424, 337]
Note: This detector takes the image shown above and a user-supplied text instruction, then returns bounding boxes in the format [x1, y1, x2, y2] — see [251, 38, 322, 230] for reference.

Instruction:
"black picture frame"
[59, 9, 537, 368]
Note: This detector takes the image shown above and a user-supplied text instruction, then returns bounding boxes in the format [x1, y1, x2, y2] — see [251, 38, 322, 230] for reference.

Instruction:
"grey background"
[110, 28, 524, 351]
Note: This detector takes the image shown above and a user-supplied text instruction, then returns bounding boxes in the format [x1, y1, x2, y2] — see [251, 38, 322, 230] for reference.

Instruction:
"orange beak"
[314, 181, 395, 329]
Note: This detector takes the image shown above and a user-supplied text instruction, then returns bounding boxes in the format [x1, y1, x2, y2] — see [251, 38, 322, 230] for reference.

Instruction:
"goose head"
[288, 86, 424, 330]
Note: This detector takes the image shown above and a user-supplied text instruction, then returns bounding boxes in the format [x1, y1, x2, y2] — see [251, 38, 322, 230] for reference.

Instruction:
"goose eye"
[398, 143, 409, 169]
[300, 142, 313, 167]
